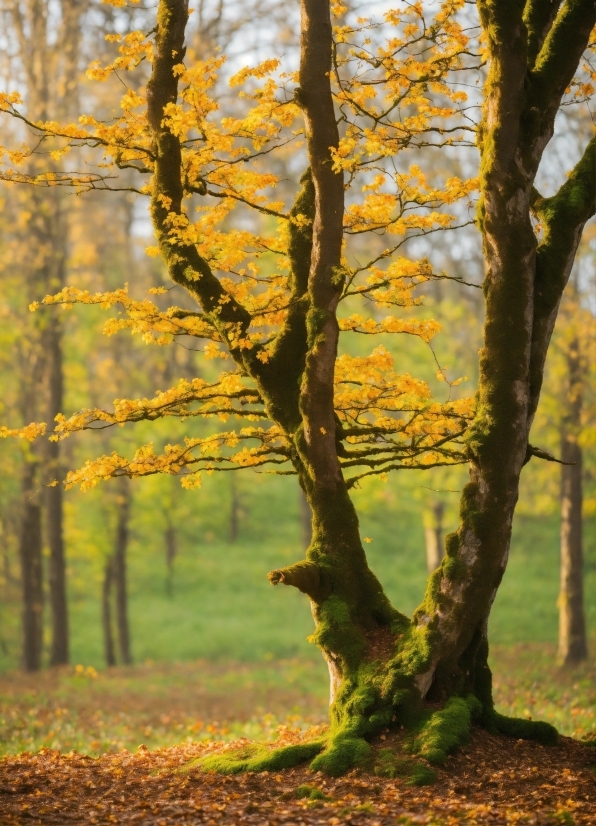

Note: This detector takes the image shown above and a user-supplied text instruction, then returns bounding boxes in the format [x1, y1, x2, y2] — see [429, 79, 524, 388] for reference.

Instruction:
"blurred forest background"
[0, 0, 594, 756]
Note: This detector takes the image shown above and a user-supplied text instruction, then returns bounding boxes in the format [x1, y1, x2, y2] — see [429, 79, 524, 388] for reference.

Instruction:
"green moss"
[410, 696, 481, 765]
[305, 307, 330, 347]
[309, 595, 366, 670]
[492, 712, 558, 746]
[294, 784, 329, 800]
[310, 734, 372, 776]
[374, 749, 436, 786]
[190, 738, 326, 774]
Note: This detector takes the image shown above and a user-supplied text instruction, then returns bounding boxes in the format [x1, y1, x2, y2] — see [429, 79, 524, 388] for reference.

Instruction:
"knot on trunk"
[267, 560, 331, 603]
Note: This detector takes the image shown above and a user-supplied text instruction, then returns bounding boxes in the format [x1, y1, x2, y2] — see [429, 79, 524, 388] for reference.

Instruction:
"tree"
[0, 0, 91, 668]
[548, 283, 593, 665]
[1, 0, 594, 775]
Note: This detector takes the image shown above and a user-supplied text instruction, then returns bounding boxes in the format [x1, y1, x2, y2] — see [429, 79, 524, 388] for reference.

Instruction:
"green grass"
[0, 641, 594, 758]
[0, 471, 594, 761]
[0, 471, 594, 671]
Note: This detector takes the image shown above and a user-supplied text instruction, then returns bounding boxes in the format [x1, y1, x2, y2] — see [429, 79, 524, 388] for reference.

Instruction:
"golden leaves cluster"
[0, 0, 478, 489]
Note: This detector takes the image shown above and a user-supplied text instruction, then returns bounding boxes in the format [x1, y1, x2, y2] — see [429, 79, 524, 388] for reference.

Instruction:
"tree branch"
[523, 0, 562, 66]
[529, 0, 596, 117]
[267, 560, 331, 602]
[297, 0, 345, 490]
[528, 134, 596, 419]
[146, 0, 254, 367]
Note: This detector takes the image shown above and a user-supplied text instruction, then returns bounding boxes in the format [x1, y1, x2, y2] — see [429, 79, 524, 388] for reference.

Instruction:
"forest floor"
[0, 728, 594, 824]
[0, 643, 595, 823]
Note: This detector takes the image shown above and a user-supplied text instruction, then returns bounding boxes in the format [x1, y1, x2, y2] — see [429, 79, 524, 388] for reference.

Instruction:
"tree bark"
[102, 556, 116, 667]
[558, 337, 587, 665]
[299, 488, 312, 548]
[19, 464, 44, 672]
[113, 479, 132, 666]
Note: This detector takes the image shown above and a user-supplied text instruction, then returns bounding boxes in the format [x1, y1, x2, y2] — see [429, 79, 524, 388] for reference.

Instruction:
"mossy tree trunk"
[148, 0, 595, 774]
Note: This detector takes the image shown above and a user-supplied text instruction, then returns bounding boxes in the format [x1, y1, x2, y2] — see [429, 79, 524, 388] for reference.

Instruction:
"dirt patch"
[0, 728, 594, 824]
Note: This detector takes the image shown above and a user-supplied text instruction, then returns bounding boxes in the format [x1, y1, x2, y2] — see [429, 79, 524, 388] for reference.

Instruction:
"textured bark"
[409, 0, 596, 705]
[299, 489, 312, 548]
[558, 337, 587, 665]
[113, 480, 132, 666]
[19, 465, 43, 672]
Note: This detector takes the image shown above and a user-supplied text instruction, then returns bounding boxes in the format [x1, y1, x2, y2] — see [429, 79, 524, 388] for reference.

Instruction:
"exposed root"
[189, 738, 326, 774]
[491, 712, 559, 746]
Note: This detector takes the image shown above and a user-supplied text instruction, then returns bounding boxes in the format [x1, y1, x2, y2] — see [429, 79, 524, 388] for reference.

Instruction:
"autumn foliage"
[0, 0, 475, 491]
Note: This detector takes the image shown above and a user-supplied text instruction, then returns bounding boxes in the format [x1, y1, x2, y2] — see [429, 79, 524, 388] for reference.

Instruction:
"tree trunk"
[19, 464, 44, 672]
[102, 556, 116, 667]
[113, 479, 132, 666]
[46, 315, 69, 666]
[299, 488, 312, 548]
[424, 502, 444, 574]
[557, 337, 587, 665]
[164, 519, 177, 598]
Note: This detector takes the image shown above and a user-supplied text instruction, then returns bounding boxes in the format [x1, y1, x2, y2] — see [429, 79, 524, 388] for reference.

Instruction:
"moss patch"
[409, 696, 482, 765]
[374, 748, 436, 786]
[310, 733, 372, 777]
[294, 784, 330, 800]
[493, 712, 558, 746]
[189, 738, 325, 774]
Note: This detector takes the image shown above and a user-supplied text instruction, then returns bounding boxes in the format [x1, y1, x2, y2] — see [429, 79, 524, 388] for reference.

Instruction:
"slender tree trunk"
[165, 519, 177, 597]
[19, 464, 44, 672]
[113, 479, 132, 666]
[558, 337, 587, 664]
[102, 556, 116, 667]
[424, 501, 444, 574]
[46, 315, 69, 666]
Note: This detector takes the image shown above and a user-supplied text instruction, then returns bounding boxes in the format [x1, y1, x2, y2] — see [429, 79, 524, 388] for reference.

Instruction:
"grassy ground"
[0, 473, 594, 761]
[0, 641, 594, 758]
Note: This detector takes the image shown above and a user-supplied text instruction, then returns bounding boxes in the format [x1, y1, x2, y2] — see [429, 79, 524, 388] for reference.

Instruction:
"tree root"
[187, 738, 326, 775]
[491, 712, 558, 745]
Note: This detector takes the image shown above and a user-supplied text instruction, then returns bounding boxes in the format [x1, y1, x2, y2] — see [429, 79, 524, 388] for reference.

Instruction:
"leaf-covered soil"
[1, 729, 594, 825]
